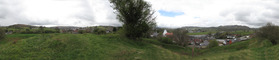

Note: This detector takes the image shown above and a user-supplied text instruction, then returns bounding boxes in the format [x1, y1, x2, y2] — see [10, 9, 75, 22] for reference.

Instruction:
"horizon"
[1, 0, 279, 28]
[2, 23, 258, 29]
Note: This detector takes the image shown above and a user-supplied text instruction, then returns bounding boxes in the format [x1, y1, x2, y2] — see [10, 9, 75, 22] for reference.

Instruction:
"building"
[163, 29, 173, 37]
[150, 32, 159, 37]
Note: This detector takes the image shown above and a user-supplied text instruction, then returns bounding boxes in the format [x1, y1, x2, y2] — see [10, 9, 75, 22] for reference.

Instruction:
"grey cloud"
[0, 0, 98, 26]
[220, 2, 279, 27]
[234, 10, 273, 27]
[243, 18, 268, 26]
[0, 2, 8, 19]
[0, 0, 29, 25]
[28, 19, 61, 25]
[229, 9, 268, 26]
[264, 4, 279, 19]
[220, 9, 233, 17]
[0, 10, 6, 19]
[77, 0, 95, 21]
[233, 10, 253, 23]
[29, 22, 56, 25]
[90, 0, 120, 26]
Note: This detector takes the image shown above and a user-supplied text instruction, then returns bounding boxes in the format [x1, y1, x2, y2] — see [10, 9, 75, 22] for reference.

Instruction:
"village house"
[188, 35, 213, 48]
[189, 35, 210, 44]
[200, 40, 209, 48]
[162, 29, 173, 37]
[150, 32, 159, 37]
[216, 39, 226, 46]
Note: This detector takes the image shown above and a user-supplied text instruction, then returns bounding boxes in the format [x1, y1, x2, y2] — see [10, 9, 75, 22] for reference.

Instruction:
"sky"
[0, 0, 279, 28]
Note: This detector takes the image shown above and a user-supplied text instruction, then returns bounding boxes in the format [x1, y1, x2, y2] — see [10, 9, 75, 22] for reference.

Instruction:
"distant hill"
[8, 24, 37, 28]
[216, 25, 251, 31]
[180, 25, 252, 31]
[49, 26, 80, 30]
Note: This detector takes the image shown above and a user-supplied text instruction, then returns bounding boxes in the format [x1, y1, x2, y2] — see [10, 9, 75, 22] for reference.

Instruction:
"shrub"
[158, 37, 173, 44]
[55, 27, 60, 33]
[93, 27, 106, 35]
[78, 30, 86, 34]
[0, 28, 5, 40]
[249, 38, 273, 48]
[44, 29, 56, 33]
[113, 27, 117, 32]
[256, 23, 279, 45]
[215, 32, 229, 39]
[208, 40, 218, 48]
[172, 28, 189, 47]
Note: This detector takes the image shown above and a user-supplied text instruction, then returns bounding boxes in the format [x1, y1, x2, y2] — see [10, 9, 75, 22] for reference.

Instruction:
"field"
[0, 34, 278, 60]
[188, 32, 211, 35]
[0, 34, 190, 60]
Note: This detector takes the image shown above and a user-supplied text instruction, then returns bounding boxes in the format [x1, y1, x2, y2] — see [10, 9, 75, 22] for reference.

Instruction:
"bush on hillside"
[20, 29, 56, 34]
[0, 28, 5, 40]
[93, 27, 106, 35]
[215, 32, 230, 39]
[55, 27, 60, 33]
[172, 28, 189, 47]
[249, 39, 272, 48]
[113, 27, 117, 32]
[208, 40, 218, 48]
[21, 29, 32, 34]
[44, 29, 56, 33]
[256, 23, 279, 45]
[78, 30, 86, 34]
[158, 37, 173, 44]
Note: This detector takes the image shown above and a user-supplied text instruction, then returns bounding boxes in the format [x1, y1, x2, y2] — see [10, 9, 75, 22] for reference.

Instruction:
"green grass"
[192, 38, 279, 60]
[5, 34, 38, 38]
[230, 30, 254, 36]
[0, 34, 38, 45]
[1, 33, 279, 60]
[0, 34, 189, 60]
[193, 40, 252, 60]
[188, 32, 211, 35]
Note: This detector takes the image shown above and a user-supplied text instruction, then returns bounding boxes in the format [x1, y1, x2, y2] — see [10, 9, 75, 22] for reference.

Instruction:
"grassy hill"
[0, 34, 279, 60]
[193, 38, 279, 60]
[0, 34, 190, 60]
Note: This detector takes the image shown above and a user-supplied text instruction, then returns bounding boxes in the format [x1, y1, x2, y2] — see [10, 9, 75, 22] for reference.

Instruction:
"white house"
[163, 30, 167, 37]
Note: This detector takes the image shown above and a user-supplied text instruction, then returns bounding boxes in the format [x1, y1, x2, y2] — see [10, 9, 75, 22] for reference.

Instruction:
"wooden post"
[192, 40, 195, 57]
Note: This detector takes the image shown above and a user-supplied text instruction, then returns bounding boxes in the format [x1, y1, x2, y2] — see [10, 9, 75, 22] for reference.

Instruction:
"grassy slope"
[193, 38, 279, 60]
[1, 34, 279, 60]
[0, 34, 189, 60]
[230, 30, 254, 36]
[193, 40, 254, 60]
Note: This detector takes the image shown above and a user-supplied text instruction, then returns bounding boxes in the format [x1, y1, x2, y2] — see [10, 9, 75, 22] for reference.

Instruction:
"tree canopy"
[110, 0, 156, 39]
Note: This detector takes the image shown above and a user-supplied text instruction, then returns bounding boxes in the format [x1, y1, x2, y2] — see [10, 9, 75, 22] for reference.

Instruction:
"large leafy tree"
[110, 0, 156, 39]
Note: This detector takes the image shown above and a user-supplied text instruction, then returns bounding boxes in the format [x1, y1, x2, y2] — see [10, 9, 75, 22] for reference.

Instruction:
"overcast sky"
[0, 0, 279, 28]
